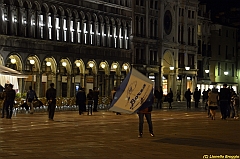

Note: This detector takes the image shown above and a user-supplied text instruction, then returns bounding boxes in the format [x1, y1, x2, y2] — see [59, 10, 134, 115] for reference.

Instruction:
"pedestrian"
[193, 87, 201, 108]
[76, 87, 86, 115]
[3, 84, 16, 119]
[46, 83, 56, 121]
[137, 92, 154, 138]
[26, 86, 37, 114]
[154, 86, 163, 109]
[167, 88, 173, 109]
[176, 89, 181, 101]
[1, 85, 6, 118]
[184, 88, 192, 108]
[202, 89, 208, 104]
[207, 88, 219, 120]
[92, 87, 99, 112]
[87, 89, 94, 115]
[231, 93, 239, 119]
[219, 84, 231, 120]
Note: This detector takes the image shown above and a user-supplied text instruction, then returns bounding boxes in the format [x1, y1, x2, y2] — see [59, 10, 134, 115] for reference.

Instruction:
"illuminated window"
[39, 14, 44, 38]
[70, 20, 74, 42]
[48, 15, 52, 39]
[77, 21, 81, 43]
[63, 19, 67, 41]
[56, 17, 60, 40]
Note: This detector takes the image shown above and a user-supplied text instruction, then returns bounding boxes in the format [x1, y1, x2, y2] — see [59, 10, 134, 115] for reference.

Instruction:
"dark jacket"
[5, 89, 16, 102]
[76, 90, 86, 104]
[185, 90, 192, 100]
[219, 88, 231, 102]
[167, 91, 173, 103]
[193, 90, 201, 101]
[46, 87, 56, 101]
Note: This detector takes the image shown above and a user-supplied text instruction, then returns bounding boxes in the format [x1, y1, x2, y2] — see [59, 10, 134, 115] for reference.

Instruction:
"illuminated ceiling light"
[185, 66, 190, 70]
[62, 61, 67, 67]
[76, 62, 80, 67]
[205, 70, 209, 73]
[187, 77, 191, 80]
[123, 65, 128, 70]
[169, 66, 174, 70]
[101, 63, 106, 69]
[29, 59, 35, 65]
[11, 58, 16, 64]
[224, 71, 228, 75]
[89, 62, 94, 68]
[113, 64, 117, 69]
[46, 61, 51, 66]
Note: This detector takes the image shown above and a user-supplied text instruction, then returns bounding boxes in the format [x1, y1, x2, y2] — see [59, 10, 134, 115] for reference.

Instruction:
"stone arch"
[72, 9, 79, 19]
[79, 11, 85, 20]
[41, 3, 49, 13]
[43, 56, 57, 75]
[116, 18, 121, 26]
[87, 60, 97, 75]
[86, 12, 92, 21]
[60, 58, 72, 75]
[13, 0, 22, 7]
[122, 62, 131, 73]
[162, 50, 174, 74]
[7, 54, 23, 71]
[104, 16, 109, 24]
[74, 59, 85, 74]
[26, 55, 41, 73]
[23, 0, 31, 9]
[32, 1, 41, 11]
[57, 6, 65, 16]
[99, 60, 110, 75]
[92, 13, 98, 22]
[65, 8, 72, 17]
[98, 15, 104, 23]
[110, 17, 116, 25]
[122, 19, 126, 27]
[49, 4, 57, 15]
[111, 62, 121, 76]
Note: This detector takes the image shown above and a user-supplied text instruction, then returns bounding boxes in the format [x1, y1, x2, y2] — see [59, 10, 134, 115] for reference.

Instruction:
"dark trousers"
[48, 100, 56, 119]
[195, 100, 199, 108]
[138, 113, 153, 134]
[4, 100, 14, 118]
[78, 101, 85, 115]
[186, 100, 191, 108]
[220, 101, 228, 119]
[93, 99, 98, 111]
[1, 101, 5, 117]
[156, 99, 162, 109]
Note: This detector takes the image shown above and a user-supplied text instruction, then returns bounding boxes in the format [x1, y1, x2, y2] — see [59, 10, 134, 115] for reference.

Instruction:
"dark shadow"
[154, 137, 240, 150]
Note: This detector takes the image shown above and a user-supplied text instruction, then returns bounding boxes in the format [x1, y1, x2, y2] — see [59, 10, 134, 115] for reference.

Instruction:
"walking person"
[219, 84, 231, 120]
[193, 87, 201, 108]
[231, 93, 239, 119]
[176, 89, 181, 102]
[137, 91, 154, 138]
[76, 87, 86, 115]
[167, 88, 173, 109]
[92, 87, 99, 112]
[3, 84, 16, 119]
[208, 88, 219, 120]
[87, 89, 94, 115]
[154, 86, 163, 109]
[185, 88, 192, 108]
[46, 83, 56, 121]
[26, 86, 38, 114]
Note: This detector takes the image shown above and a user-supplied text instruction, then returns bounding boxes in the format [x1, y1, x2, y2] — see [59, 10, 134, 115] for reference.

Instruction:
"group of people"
[75, 87, 99, 115]
[1, 84, 16, 119]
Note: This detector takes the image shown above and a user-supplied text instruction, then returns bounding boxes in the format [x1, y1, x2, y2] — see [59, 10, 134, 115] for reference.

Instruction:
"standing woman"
[167, 88, 173, 109]
[46, 83, 56, 121]
[208, 88, 219, 120]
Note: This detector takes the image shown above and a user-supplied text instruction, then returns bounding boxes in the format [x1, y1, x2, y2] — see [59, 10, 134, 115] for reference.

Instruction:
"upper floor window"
[155, 1, 158, 9]
[136, 0, 139, 5]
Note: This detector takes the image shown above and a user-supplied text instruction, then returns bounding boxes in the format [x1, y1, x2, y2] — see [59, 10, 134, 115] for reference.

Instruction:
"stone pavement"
[0, 102, 240, 159]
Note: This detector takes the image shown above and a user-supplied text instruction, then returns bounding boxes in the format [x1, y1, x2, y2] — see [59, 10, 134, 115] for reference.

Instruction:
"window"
[56, 17, 60, 40]
[197, 24, 201, 35]
[63, 19, 67, 41]
[77, 21, 81, 43]
[192, 11, 195, 19]
[182, 9, 184, 16]
[70, 20, 74, 42]
[39, 14, 44, 38]
[188, 54, 194, 68]
[179, 8, 181, 16]
[219, 29, 221, 36]
[155, 1, 158, 9]
[225, 45, 228, 59]
[150, 0, 153, 8]
[188, 10, 191, 18]
[136, 0, 139, 5]
[48, 15, 52, 40]
[178, 53, 184, 68]
[140, 0, 144, 6]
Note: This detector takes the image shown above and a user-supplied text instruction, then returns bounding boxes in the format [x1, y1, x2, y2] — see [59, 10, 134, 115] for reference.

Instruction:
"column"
[36, 73, 42, 97]
[80, 73, 84, 88]
[181, 75, 187, 101]
[36, 11, 41, 39]
[67, 75, 72, 97]
[44, 13, 49, 40]
[57, 73, 62, 97]
[81, 19, 86, 44]
[105, 75, 109, 97]
[52, 15, 56, 41]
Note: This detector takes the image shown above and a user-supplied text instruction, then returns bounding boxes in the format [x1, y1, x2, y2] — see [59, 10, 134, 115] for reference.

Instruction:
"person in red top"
[137, 93, 154, 138]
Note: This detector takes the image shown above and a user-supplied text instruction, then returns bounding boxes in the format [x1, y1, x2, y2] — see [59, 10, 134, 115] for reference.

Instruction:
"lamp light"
[29, 59, 35, 65]
[11, 58, 16, 64]
[205, 70, 209, 73]
[62, 61, 67, 67]
[185, 66, 190, 70]
[123, 65, 128, 70]
[46, 61, 51, 66]
[89, 62, 94, 68]
[113, 64, 117, 69]
[76, 62, 80, 67]
[170, 66, 174, 70]
[101, 63, 105, 69]
[224, 71, 228, 75]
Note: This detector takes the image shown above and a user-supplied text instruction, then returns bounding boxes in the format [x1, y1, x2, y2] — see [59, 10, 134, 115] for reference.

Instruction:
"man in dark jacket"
[3, 84, 16, 119]
[92, 87, 99, 112]
[46, 83, 56, 121]
[219, 84, 231, 120]
[185, 88, 192, 108]
[193, 87, 201, 108]
[76, 87, 86, 115]
[154, 86, 163, 109]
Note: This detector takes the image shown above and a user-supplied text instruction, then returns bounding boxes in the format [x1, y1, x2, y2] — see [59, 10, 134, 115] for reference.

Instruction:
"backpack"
[28, 90, 35, 99]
